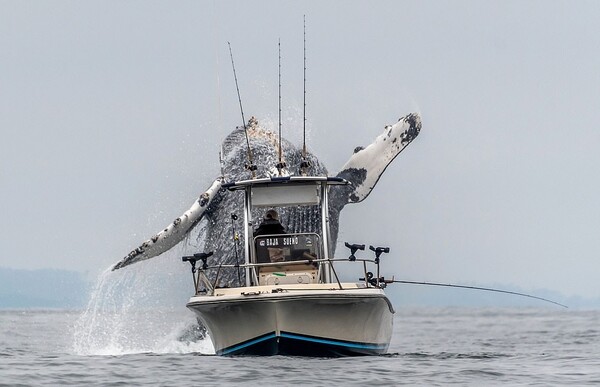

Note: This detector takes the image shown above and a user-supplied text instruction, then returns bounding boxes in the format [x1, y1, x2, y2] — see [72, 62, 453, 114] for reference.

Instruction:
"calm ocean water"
[1, 307, 599, 386]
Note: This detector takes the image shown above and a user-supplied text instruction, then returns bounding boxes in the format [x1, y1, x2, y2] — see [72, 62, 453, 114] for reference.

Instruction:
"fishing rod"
[299, 15, 311, 176]
[344, 244, 566, 309]
[389, 279, 568, 308]
[230, 213, 242, 286]
[227, 42, 257, 178]
[276, 38, 286, 175]
[219, 145, 225, 178]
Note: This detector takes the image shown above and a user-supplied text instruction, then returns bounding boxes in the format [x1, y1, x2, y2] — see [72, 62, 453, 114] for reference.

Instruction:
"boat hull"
[186, 286, 394, 356]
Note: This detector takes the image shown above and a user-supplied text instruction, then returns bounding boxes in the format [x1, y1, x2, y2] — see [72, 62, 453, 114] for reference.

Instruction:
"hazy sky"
[1, 1, 599, 299]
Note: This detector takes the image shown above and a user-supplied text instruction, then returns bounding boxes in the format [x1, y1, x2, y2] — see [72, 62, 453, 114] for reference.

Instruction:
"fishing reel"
[359, 272, 395, 289]
[299, 158, 312, 175]
[300, 159, 311, 169]
[231, 214, 240, 241]
[244, 163, 258, 172]
[182, 251, 214, 273]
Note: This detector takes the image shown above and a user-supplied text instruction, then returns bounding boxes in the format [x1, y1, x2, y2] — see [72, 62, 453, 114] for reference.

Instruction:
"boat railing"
[182, 255, 388, 296]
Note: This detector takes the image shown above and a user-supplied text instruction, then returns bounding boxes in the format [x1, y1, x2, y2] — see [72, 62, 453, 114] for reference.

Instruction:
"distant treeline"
[0, 268, 89, 309]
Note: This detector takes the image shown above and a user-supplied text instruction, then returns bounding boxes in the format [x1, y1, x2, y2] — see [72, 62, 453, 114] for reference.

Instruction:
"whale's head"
[220, 117, 327, 180]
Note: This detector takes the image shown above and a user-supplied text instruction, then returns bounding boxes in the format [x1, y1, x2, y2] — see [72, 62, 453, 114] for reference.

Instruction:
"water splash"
[72, 247, 214, 356]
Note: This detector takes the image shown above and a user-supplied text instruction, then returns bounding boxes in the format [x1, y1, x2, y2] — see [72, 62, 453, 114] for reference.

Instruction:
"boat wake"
[72, 247, 215, 356]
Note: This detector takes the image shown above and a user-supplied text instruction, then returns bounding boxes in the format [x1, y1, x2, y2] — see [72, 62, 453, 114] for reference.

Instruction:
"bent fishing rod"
[345, 243, 567, 308]
[388, 280, 568, 308]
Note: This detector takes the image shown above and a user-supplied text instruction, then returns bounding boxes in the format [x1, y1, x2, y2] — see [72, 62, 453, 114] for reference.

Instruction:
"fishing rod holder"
[230, 213, 242, 287]
[344, 242, 365, 261]
[182, 251, 214, 273]
[345, 242, 390, 287]
[369, 245, 389, 288]
[369, 245, 390, 264]
[182, 251, 215, 295]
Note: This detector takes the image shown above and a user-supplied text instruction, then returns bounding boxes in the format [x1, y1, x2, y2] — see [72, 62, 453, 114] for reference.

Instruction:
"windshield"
[254, 233, 321, 264]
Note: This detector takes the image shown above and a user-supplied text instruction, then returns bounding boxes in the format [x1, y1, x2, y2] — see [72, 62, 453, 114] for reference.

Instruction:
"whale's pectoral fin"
[111, 177, 224, 271]
[333, 113, 421, 207]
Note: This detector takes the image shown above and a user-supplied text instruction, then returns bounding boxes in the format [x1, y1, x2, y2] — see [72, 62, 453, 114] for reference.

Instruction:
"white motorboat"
[182, 176, 395, 356]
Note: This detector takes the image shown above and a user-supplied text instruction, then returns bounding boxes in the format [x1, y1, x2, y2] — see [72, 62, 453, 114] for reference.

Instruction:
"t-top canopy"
[222, 175, 349, 191]
[223, 176, 349, 208]
[252, 184, 319, 207]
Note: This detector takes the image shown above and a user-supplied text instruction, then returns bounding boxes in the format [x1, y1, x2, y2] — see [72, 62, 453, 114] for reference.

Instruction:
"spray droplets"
[72, 251, 214, 356]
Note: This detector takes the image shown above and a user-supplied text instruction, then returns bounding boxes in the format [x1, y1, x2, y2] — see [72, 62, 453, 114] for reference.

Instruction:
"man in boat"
[254, 209, 287, 263]
[254, 209, 286, 237]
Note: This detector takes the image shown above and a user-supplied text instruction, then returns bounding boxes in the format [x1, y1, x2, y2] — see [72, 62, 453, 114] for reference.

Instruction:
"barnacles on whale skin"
[199, 192, 210, 207]
[112, 178, 224, 271]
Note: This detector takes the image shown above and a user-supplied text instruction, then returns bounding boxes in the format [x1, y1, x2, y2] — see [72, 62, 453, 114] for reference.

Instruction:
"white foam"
[72, 248, 215, 356]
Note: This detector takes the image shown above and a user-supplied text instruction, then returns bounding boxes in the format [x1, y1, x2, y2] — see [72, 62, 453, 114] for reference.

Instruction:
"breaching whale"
[112, 113, 422, 284]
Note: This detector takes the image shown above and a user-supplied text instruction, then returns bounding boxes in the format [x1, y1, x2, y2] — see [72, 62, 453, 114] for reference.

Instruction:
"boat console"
[254, 233, 320, 264]
[254, 232, 320, 285]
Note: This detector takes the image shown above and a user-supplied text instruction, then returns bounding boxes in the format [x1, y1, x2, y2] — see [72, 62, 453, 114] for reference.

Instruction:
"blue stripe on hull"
[220, 332, 277, 355]
[279, 332, 388, 351]
[218, 332, 388, 357]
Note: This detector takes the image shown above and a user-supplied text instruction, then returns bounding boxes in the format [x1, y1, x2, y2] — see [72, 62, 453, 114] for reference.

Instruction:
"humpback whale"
[112, 113, 422, 284]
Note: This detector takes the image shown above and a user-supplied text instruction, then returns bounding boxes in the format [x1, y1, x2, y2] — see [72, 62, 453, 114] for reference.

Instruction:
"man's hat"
[265, 209, 279, 220]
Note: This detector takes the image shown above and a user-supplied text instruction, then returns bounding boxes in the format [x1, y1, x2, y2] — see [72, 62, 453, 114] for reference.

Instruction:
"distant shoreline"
[1, 267, 597, 309]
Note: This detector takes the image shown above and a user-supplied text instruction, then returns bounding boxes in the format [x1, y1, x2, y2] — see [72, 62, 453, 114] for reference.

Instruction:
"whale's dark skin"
[112, 113, 422, 284]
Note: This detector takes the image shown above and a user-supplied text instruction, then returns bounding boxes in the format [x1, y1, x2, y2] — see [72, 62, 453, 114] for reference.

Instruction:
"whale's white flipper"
[112, 177, 224, 271]
[335, 113, 421, 204]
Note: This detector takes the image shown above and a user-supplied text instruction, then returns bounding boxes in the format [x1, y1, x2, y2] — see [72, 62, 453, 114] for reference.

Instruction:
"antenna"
[300, 15, 311, 175]
[276, 38, 286, 174]
[219, 144, 225, 178]
[227, 42, 257, 178]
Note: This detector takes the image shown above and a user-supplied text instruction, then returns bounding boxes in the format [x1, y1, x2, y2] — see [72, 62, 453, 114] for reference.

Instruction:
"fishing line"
[391, 280, 568, 308]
